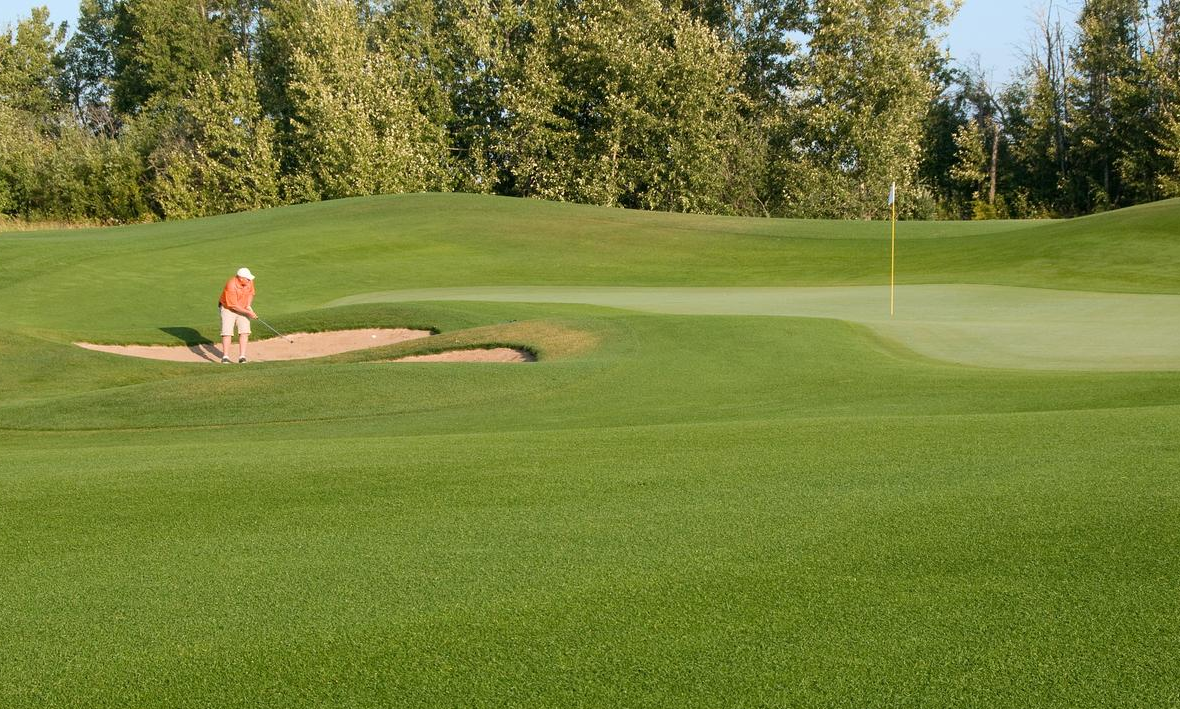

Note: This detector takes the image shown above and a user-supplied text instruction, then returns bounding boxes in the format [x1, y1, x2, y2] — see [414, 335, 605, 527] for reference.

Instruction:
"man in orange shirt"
[219, 267, 258, 363]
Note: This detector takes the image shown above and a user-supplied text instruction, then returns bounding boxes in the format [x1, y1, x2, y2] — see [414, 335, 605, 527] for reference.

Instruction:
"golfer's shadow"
[160, 327, 224, 363]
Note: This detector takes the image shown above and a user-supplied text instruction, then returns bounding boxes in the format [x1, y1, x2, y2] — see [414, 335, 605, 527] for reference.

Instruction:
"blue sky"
[5, 0, 1079, 84]
[948, 0, 1080, 80]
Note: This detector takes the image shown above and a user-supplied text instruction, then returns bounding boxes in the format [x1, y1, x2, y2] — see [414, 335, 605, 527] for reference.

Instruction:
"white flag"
[887, 182, 896, 206]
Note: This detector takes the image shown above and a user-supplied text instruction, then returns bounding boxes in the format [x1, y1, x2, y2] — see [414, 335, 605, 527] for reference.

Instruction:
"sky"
[947, 0, 1080, 81]
[4, 0, 1081, 84]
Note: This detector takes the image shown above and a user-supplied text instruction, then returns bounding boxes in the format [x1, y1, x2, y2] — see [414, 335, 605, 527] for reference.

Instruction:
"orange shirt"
[219, 277, 255, 313]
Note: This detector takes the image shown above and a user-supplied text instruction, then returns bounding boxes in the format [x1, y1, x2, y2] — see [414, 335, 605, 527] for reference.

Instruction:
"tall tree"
[1155, 0, 1180, 195]
[0, 8, 67, 219]
[426, 0, 540, 192]
[670, 0, 810, 105]
[948, 62, 1014, 217]
[0, 7, 67, 117]
[502, 0, 754, 213]
[282, 0, 449, 201]
[57, 0, 118, 133]
[0, 103, 45, 217]
[776, 0, 959, 218]
[153, 52, 280, 218]
[918, 78, 970, 217]
[1068, 0, 1149, 209]
[491, 0, 573, 200]
[110, 0, 236, 113]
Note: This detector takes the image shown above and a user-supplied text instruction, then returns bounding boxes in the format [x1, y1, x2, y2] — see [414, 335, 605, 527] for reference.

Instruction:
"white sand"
[76, 328, 433, 363]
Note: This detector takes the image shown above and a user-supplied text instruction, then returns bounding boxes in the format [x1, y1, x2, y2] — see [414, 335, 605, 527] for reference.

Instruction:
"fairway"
[3, 194, 1180, 708]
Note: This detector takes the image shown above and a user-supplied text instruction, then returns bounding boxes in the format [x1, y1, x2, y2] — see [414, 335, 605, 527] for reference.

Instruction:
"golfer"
[219, 267, 258, 363]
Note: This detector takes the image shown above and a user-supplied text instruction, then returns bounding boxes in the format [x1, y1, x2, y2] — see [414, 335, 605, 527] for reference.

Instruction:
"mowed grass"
[330, 284, 1180, 370]
[2, 194, 1179, 708]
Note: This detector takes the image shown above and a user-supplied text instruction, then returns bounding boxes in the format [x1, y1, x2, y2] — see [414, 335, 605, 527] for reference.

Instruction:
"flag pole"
[889, 182, 896, 316]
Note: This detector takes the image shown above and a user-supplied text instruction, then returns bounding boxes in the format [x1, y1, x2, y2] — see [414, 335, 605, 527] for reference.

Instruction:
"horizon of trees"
[1, 0, 1179, 225]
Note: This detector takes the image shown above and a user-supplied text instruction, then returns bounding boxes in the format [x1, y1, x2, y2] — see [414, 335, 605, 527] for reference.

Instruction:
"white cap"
[236, 267, 255, 280]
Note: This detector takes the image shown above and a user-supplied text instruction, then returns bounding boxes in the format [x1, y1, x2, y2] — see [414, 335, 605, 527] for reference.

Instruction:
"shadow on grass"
[161, 327, 211, 345]
[160, 326, 223, 363]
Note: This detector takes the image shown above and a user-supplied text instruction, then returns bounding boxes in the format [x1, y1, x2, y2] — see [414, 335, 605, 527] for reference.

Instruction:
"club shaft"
[258, 317, 290, 340]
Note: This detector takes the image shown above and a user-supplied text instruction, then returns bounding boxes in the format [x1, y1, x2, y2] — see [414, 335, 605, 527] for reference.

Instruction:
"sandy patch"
[389, 347, 535, 363]
[76, 328, 432, 363]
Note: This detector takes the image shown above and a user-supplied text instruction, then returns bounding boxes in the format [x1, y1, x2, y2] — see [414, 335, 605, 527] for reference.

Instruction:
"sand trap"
[76, 328, 432, 363]
[390, 347, 535, 363]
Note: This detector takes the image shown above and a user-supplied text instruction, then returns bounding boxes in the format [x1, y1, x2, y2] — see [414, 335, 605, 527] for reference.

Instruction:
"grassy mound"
[2, 195, 1179, 708]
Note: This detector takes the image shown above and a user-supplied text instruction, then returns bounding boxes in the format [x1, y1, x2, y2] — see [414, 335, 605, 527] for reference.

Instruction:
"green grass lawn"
[2, 194, 1179, 708]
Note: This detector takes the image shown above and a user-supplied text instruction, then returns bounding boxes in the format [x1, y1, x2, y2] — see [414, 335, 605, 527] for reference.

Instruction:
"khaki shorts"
[220, 306, 251, 337]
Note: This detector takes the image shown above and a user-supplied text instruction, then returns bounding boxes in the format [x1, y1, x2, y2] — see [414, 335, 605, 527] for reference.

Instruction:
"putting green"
[330, 284, 1180, 370]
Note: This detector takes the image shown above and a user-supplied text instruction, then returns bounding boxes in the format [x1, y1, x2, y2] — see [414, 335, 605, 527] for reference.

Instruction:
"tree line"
[2, 0, 1179, 225]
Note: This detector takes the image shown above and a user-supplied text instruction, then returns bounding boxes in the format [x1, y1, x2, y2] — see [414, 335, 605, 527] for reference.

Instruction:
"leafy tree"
[85, 124, 154, 221]
[8, 0, 1180, 225]
[57, 0, 118, 132]
[491, 0, 574, 200]
[1155, 0, 1180, 195]
[777, 0, 959, 219]
[423, 0, 541, 192]
[282, 0, 449, 200]
[153, 52, 280, 218]
[0, 103, 44, 217]
[919, 100, 960, 215]
[0, 7, 67, 117]
[0, 9, 70, 220]
[510, 0, 754, 213]
[950, 121, 986, 198]
[671, 0, 810, 106]
[945, 62, 1020, 218]
[110, 0, 236, 113]
[1000, 5, 1075, 216]
[1069, 0, 1151, 209]
[0, 98, 149, 223]
[372, 0, 455, 159]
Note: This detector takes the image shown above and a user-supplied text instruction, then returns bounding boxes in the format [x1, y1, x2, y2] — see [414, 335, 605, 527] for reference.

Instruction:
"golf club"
[257, 317, 294, 343]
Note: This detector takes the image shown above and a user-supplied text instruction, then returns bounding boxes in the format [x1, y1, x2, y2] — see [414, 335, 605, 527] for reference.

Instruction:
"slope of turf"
[2, 194, 1179, 708]
[330, 284, 1180, 370]
[2, 193, 1179, 336]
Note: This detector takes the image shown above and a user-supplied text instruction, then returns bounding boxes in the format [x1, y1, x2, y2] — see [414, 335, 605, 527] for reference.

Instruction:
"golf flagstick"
[258, 317, 294, 343]
[888, 181, 896, 316]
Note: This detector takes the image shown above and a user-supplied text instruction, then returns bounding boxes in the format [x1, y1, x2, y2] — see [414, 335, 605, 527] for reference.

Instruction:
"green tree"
[671, 0, 810, 106]
[946, 63, 1016, 218]
[778, 0, 959, 219]
[0, 9, 71, 220]
[0, 7, 67, 117]
[0, 103, 44, 217]
[111, 0, 236, 113]
[1155, 0, 1180, 196]
[86, 125, 154, 222]
[283, 0, 449, 200]
[372, 0, 455, 164]
[508, 0, 755, 213]
[153, 52, 280, 218]
[492, 0, 574, 200]
[422, 0, 535, 192]
[0, 100, 148, 223]
[950, 121, 986, 199]
[57, 0, 117, 131]
[1000, 5, 1074, 216]
[1068, 0, 1153, 210]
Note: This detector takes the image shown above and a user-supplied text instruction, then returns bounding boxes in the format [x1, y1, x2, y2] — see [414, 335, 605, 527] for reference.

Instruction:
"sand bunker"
[76, 328, 432, 363]
[390, 347, 535, 363]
